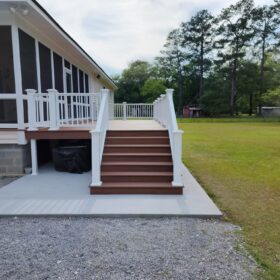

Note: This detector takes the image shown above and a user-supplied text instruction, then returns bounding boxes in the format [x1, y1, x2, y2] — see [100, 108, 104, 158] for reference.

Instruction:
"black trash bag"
[53, 146, 91, 174]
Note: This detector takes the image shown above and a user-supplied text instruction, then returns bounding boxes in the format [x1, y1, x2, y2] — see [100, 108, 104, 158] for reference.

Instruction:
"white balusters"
[26, 90, 101, 130]
[113, 103, 154, 119]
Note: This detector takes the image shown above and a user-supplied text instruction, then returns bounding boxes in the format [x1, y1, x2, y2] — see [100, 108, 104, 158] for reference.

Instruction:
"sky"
[37, 0, 274, 76]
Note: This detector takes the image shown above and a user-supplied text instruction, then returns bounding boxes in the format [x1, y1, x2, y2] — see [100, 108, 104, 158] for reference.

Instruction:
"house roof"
[1, 0, 117, 90]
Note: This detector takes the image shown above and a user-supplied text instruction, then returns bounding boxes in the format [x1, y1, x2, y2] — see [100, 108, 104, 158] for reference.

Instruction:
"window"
[18, 29, 37, 93]
[39, 43, 52, 92]
[53, 52, 63, 92]
[0, 100, 17, 123]
[85, 73, 89, 93]
[0, 26, 15, 93]
[64, 59, 70, 69]
[79, 69, 84, 92]
[72, 65, 78, 92]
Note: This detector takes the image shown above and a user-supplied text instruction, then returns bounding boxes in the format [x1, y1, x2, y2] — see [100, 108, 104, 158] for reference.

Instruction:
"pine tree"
[156, 29, 186, 115]
[214, 0, 255, 115]
[181, 10, 214, 102]
[252, 3, 280, 110]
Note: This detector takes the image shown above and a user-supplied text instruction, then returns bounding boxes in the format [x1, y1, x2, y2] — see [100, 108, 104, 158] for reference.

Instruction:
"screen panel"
[53, 52, 63, 92]
[18, 29, 37, 93]
[85, 73, 89, 93]
[39, 42, 52, 92]
[0, 100, 17, 123]
[79, 69, 84, 93]
[72, 65, 78, 92]
[0, 26, 15, 94]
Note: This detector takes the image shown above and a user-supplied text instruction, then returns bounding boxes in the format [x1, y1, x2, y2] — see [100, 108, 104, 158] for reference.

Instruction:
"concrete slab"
[0, 164, 222, 217]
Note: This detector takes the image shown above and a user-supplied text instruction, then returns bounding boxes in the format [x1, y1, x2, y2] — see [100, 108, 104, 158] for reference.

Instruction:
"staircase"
[90, 130, 183, 195]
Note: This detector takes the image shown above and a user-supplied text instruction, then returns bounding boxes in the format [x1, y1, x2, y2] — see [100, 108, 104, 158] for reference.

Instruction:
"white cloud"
[37, 0, 275, 75]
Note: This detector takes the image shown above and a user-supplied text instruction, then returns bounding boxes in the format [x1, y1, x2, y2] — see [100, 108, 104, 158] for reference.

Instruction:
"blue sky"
[37, 0, 274, 76]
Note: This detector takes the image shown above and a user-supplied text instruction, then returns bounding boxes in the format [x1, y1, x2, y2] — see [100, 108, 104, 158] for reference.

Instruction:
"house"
[0, 0, 184, 195]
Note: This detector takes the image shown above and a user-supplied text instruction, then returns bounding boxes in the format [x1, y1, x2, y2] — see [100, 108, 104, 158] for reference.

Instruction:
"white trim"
[0, 94, 17, 99]
[35, 39, 41, 92]
[11, 24, 24, 129]
[50, 50, 55, 88]
[0, 124, 18, 128]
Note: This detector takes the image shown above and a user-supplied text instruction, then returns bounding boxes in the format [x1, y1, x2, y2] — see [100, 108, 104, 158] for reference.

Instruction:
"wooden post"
[26, 89, 38, 131]
[47, 89, 59, 130]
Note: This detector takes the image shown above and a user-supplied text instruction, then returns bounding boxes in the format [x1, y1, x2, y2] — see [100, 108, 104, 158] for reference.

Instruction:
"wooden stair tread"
[105, 144, 170, 147]
[101, 182, 172, 188]
[106, 136, 169, 139]
[102, 172, 173, 176]
[102, 162, 172, 166]
[103, 153, 172, 156]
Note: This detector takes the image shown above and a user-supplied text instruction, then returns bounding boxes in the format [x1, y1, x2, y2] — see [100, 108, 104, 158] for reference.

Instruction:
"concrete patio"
[0, 163, 222, 217]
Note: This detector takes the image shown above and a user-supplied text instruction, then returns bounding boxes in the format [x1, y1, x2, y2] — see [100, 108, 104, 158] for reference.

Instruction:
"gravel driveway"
[0, 217, 258, 280]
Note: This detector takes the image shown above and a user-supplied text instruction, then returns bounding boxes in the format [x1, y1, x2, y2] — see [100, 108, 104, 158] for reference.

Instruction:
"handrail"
[90, 89, 110, 187]
[154, 89, 183, 186]
[113, 103, 154, 119]
[26, 89, 101, 130]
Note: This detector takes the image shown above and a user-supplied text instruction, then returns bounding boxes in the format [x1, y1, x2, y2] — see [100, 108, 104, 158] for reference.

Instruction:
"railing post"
[90, 130, 102, 186]
[172, 130, 184, 186]
[26, 89, 38, 131]
[90, 88, 110, 187]
[123, 102, 127, 120]
[30, 139, 38, 175]
[47, 89, 59, 130]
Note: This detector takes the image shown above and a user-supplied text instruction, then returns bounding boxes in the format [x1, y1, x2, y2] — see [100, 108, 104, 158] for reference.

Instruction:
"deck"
[25, 120, 165, 140]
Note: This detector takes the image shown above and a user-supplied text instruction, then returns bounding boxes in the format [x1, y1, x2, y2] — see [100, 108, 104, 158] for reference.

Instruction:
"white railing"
[113, 103, 153, 119]
[154, 89, 183, 187]
[90, 89, 110, 187]
[26, 89, 101, 130]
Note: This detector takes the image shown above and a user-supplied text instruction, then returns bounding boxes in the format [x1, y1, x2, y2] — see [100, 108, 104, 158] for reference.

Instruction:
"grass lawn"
[179, 118, 280, 279]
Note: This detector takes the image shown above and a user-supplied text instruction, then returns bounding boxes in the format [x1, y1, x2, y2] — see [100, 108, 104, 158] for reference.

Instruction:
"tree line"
[113, 0, 280, 116]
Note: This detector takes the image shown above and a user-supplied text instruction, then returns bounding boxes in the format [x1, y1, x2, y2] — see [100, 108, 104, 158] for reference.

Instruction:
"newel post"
[90, 130, 102, 186]
[172, 130, 184, 187]
[123, 102, 127, 120]
[47, 89, 59, 130]
[26, 89, 38, 131]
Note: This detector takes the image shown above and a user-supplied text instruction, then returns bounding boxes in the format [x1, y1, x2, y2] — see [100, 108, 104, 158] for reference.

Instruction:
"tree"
[181, 10, 214, 101]
[237, 60, 259, 114]
[214, 0, 255, 115]
[156, 29, 186, 115]
[252, 3, 280, 108]
[262, 87, 280, 106]
[140, 79, 166, 103]
[113, 60, 151, 103]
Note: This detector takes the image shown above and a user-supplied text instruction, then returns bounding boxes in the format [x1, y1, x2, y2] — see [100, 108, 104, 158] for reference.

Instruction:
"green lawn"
[179, 119, 280, 279]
